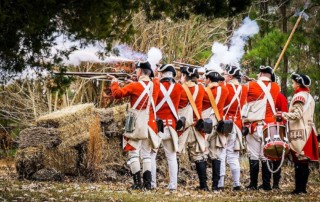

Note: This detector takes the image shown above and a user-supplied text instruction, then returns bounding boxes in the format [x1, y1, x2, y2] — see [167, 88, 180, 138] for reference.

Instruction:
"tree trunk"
[260, 0, 269, 65]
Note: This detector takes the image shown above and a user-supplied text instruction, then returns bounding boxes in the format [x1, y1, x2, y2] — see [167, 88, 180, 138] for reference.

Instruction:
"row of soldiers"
[107, 61, 318, 194]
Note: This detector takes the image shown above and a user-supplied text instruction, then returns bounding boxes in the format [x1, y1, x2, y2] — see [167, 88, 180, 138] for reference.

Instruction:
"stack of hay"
[95, 103, 127, 137]
[16, 103, 104, 180]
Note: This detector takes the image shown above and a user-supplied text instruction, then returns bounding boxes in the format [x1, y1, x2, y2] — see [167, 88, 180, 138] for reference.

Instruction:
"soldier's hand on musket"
[106, 74, 118, 83]
[125, 79, 134, 84]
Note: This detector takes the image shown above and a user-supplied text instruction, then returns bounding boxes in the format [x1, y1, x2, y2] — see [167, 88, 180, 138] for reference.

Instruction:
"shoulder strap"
[257, 81, 276, 115]
[132, 81, 151, 110]
[156, 83, 178, 120]
[182, 83, 201, 120]
[223, 84, 242, 115]
[205, 87, 221, 121]
[215, 86, 222, 104]
[148, 81, 157, 119]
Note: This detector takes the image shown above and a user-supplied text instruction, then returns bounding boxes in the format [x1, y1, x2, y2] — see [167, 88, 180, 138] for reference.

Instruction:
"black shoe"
[291, 189, 302, 195]
[217, 187, 224, 191]
[273, 184, 280, 190]
[196, 186, 209, 191]
[246, 184, 258, 190]
[233, 186, 241, 191]
[131, 184, 141, 190]
[258, 184, 272, 191]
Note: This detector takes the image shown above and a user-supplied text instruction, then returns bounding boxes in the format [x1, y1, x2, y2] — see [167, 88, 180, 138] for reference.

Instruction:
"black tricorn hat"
[291, 72, 311, 87]
[259, 65, 275, 82]
[158, 64, 176, 77]
[205, 69, 225, 82]
[180, 66, 199, 78]
[135, 61, 154, 77]
[225, 65, 241, 77]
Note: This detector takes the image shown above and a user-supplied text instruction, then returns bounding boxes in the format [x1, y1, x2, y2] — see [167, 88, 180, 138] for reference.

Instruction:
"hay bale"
[16, 103, 105, 180]
[36, 103, 94, 128]
[18, 127, 61, 149]
[57, 114, 96, 140]
[15, 147, 44, 179]
[95, 104, 127, 136]
[43, 147, 79, 175]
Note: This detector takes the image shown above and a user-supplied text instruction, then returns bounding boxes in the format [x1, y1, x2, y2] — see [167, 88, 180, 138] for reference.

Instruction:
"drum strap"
[182, 83, 201, 120]
[156, 83, 178, 120]
[257, 81, 276, 115]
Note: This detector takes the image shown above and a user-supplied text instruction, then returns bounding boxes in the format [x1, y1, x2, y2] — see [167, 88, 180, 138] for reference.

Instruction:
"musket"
[172, 61, 205, 76]
[53, 71, 132, 80]
[173, 61, 204, 69]
[274, 3, 310, 72]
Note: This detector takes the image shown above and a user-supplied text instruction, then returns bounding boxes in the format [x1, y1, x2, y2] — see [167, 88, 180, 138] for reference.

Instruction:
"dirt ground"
[0, 158, 320, 201]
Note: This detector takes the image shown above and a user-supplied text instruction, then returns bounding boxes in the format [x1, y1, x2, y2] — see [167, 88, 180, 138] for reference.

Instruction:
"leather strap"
[224, 84, 242, 118]
[205, 87, 221, 121]
[132, 81, 151, 110]
[182, 83, 201, 120]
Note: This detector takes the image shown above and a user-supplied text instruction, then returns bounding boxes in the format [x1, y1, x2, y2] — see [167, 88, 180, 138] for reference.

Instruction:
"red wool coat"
[247, 79, 280, 123]
[202, 83, 229, 119]
[156, 80, 183, 128]
[224, 83, 248, 129]
[111, 78, 160, 151]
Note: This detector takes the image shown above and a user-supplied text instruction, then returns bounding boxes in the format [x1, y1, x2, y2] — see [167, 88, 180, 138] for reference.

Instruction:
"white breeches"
[218, 130, 241, 187]
[246, 124, 267, 161]
[151, 130, 178, 190]
[127, 139, 152, 174]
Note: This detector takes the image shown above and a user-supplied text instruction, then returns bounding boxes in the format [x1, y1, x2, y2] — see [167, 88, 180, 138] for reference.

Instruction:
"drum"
[263, 123, 290, 161]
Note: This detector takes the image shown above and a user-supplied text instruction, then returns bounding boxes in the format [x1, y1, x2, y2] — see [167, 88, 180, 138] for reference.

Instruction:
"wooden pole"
[274, 14, 303, 72]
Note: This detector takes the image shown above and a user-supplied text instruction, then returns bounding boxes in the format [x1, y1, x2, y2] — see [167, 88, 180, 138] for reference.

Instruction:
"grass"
[0, 159, 320, 201]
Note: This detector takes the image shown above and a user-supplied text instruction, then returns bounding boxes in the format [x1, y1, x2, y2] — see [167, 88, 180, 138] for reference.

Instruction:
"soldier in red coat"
[243, 65, 280, 191]
[177, 66, 207, 190]
[150, 64, 183, 190]
[217, 65, 247, 191]
[110, 61, 160, 190]
[268, 91, 289, 190]
[201, 69, 229, 191]
[281, 73, 319, 194]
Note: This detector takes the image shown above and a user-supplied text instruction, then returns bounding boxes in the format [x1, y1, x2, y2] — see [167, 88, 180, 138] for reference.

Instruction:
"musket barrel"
[173, 61, 204, 69]
[53, 72, 131, 77]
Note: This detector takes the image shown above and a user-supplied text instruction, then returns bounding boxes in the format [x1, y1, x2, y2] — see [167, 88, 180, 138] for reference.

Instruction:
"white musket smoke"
[113, 44, 147, 61]
[205, 17, 259, 72]
[147, 47, 162, 71]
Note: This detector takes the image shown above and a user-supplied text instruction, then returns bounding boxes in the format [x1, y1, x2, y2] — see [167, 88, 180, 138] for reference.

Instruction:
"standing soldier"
[218, 65, 247, 191]
[281, 73, 319, 194]
[150, 64, 183, 191]
[202, 69, 229, 191]
[243, 66, 280, 191]
[110, 61, 160, 190]
[270, 91, 289, 189]
[178, 66, 207, 190]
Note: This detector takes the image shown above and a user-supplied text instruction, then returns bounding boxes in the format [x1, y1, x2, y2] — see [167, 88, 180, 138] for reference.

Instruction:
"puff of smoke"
[112, 44, 147, 61]
[147, 47, 162, 71]
[205, 17, 259, 72]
